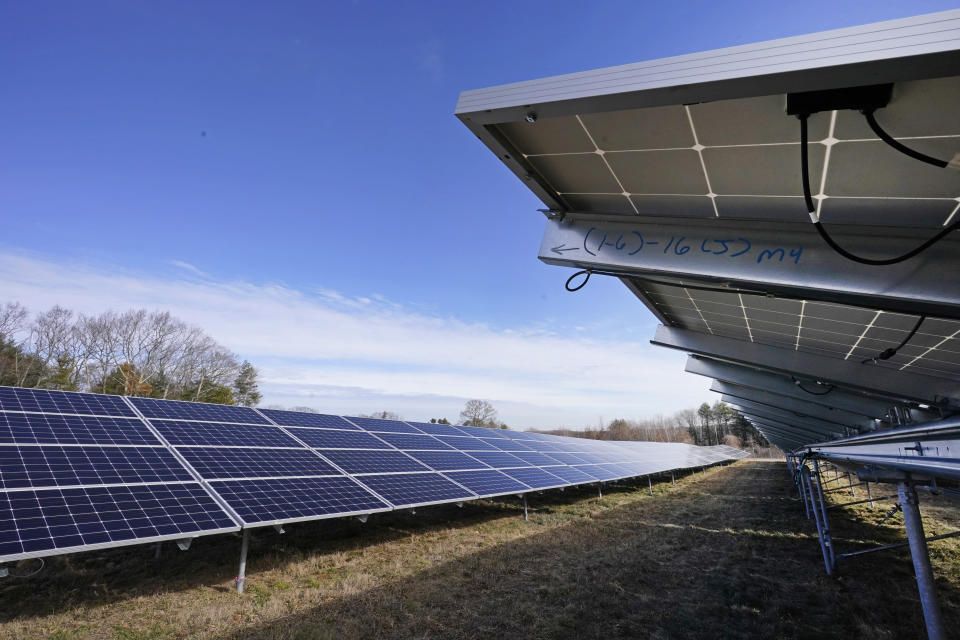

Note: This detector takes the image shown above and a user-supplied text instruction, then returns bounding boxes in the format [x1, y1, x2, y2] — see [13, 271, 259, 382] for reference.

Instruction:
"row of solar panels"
[0, 386, 747, 562]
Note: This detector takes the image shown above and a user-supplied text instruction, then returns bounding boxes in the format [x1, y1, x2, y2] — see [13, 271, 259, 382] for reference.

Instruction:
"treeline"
[0, 301, 261, 406]
[538, 401, 771, 450]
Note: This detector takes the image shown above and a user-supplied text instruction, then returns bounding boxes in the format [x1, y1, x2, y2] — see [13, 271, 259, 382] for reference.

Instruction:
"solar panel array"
[0, 386, 746, 563]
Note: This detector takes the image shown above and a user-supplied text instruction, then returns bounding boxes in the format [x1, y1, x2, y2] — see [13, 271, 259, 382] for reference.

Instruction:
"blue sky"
[1, 1, 954, 427]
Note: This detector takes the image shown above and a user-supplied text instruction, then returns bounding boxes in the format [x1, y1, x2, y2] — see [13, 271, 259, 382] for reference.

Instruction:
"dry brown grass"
[1, 460, 957, 639]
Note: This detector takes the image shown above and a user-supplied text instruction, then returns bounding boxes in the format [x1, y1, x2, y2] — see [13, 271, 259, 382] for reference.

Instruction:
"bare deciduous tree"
[459, 399, 497, 427]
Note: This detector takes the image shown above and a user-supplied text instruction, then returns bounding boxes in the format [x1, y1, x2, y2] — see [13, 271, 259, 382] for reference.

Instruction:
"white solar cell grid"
[407, 451, 490, 472]
[130, 397, 269, 424]
[374, 432, 454, 451]
[285, 427, 392, 449]
[501, 467, 567, 490]
[319, 450, 431, 475]
[259, 409, 361, 430]
[152, 420, 300, 448]
[442, 469, 530, 497]
[0, 387, 135, 417]
[639, 280, 960, 380]
[488, 75, 960, 227]
[176, 447, 342, 480]
[0, 412, 159, 446]
[355, 472, 475, 508]
[404, 421, 469, 436]
[347, 416, 424, 434]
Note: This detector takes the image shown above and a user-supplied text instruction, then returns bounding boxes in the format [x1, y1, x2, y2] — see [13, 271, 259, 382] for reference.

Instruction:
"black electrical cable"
[791, 375, 834, 396]
[565, 269, 591, 291]
[799, 113, 816, 214]
[862, 314, 926, 364]
[798, 115, 960, 265]
[863, 109, 950, 169]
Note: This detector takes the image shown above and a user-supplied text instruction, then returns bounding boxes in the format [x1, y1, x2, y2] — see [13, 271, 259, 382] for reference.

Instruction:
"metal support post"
[522, 494, 528, 521]
[236, 529, 250, 595]
[154, 542, 162, 559]
[899, 482, 945, 640]
[598, 484, 602, 500]
[648, 476, 653, 496]
[847, 473, 856, 498]
[803, 467, 832, 574]
[671, 472, 675, 486]
[865, 482, 875, 508]
[812, 461, 835, 569]
[798, 468, 811, 520]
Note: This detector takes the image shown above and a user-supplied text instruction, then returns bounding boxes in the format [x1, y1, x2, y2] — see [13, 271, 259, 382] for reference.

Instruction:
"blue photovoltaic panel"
[177, 447, 341, 480]
[0, 413, 159, 446]
[259, 410, 361, 431]
[356, 472, 474, 507]
[152, 421, 299, 448]
[348, 417, 423, 434]
[288, 428, 392, 450]
[0, 446, 193, 489]
[407, 451, 489, 471]
[404, 422, 468, 436]
[0, 387, 135, 417]
[481, 438, 533, 452]
[0, 483, 238, 560]
[466, 451, 531, 469]
[443, 470, 529, 496]
[374, 432, 453, 451]
[527, 441, 566, 452]
[511, 451, 564, 467]
[572, 466, 607, 480]
[434, 436, 500, 451]
[579, 465, 620, 481]
[578, 453, 614, 464]
[211, 476, 389, 525]
[455, 425, 508, 438]
[320, 450, 429, 474]
[547, 452, 591, 465]
[542, 465, 597, 484]
[130, 397, 269, 425]
[501, 467, 567, 489]
[604, 463, 636, 478]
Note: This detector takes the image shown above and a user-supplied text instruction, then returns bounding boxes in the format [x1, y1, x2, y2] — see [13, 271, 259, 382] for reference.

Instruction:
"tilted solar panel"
[355, 472, 474, 508]
[176, 447, 342, 480]
[374, 432, 453, 450]
[211, 476, 390, 526]
[467, 451, 531, 469]
[130, 397, 269, 425]
[320, 450, 430, 475]
[286, 427, 392, 449]
[406, 451, 489, 471]
[259, 410, 361, 431]
[0, 445, 193, 489]
[348, 416, 424, 434]
[0, 387, 134, 417]
[403, 421, 468, 436]
[152, 420, 300, 448]
[442, 469, 530, 497]
[434, 435, 500, 451]
[542, 465, 597, 484]
[0, 412, 159, 446]
[501, 467, 568, 490]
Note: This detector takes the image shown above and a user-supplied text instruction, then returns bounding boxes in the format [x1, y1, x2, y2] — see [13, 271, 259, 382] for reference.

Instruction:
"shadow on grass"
[213, 460, 960, 640]
[0, 473, 665, 623]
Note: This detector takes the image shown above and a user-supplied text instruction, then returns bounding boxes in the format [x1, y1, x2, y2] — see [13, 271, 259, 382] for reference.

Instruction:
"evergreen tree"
[233, 360, 262, 407]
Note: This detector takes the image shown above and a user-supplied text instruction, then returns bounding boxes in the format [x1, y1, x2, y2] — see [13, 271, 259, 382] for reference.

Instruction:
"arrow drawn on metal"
[551, 244, 579, 255]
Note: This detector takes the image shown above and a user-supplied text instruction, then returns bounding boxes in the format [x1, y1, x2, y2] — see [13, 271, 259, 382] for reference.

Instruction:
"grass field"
[1, 460, 958, 639]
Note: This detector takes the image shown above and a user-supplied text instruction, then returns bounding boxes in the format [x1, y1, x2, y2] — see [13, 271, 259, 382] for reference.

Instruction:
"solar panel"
[434, 435, 500, 451]
[0, 387, 135, 417]
[0, 483, 237, 561]
[481, 437, 533, 452]
[259, 410, 361, 430]
[355, 472, 475, 508]
[500, 467, 568, 490]
[510, 451, 563, 467]
[151, 420, 300, 448]
[443, 470, 530, 497]
[406, 451, 489, 471]
[0, 445, 193, 489]
[210, 476, 390, 526]
[319, 450, 430, 474]
[455, 425, 508, 438]
[542, 465, 597, 484]
[373, 432, 453, 450]
[404, 421, 469, 436]
[574, 465, 612, 481]
[0, 412, 159, 446]
[347, 417, 423, 434]
[286, 427, 392, 449]
[540, 452, 590, 465]
[129, 397, 269, 424]
[176, 447, 341, 480]
[466, 451, 531, 469]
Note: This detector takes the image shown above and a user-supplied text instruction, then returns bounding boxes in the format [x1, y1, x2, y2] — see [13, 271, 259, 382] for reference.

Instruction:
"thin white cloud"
[0, 250, 711, 428]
